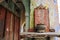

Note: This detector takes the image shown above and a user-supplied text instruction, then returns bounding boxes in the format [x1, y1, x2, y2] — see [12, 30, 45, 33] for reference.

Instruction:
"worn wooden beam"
[20, 32, 60, 38]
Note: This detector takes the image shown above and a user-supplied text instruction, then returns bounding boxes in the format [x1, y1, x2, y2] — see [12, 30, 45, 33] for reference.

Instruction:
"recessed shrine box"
[34, 5, 50, 32]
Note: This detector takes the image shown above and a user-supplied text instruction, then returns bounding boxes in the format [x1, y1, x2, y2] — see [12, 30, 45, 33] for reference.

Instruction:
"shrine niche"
[34, 4, 50, 32]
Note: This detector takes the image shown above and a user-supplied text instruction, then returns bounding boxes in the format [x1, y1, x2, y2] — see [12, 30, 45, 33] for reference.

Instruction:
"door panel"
[5, 11, 11, 40]
[14, 16, 20, 40]
[0, 7, 6, 38]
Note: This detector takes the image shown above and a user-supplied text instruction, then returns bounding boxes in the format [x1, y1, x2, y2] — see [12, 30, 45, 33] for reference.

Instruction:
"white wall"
[58, 0, 60, 24]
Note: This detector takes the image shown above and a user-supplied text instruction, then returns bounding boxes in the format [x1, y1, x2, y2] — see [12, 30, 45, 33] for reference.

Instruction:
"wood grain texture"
[9, 13, 14, 40]
[0, 7, 6, 38]
[5, 11, 11, 40]
[14, 16, 20, 40]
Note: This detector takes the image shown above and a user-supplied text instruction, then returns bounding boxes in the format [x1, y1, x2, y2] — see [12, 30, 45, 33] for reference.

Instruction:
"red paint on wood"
[9, 13, 14, 40]
[34, 7, 50, 32]
[44, 9, 50, 32]
[28, 28, 34, 32]
[5, 11, 11, 40]
[0, 7, 6, 38]
[14, 16, 20, 40]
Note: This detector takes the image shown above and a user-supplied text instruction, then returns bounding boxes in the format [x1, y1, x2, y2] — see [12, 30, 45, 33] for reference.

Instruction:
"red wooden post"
[14, 16, 20, 40]
[9, 13, 14, 40]
[0, 7, 6, 38]
[5, 11, 11, 40]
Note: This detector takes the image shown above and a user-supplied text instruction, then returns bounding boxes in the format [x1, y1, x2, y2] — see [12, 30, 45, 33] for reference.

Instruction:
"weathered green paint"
[22, 0, 30, 32]
[0, 1, 20, 17]
[22, 0, 30, 40]
[8, 0, 14, 12]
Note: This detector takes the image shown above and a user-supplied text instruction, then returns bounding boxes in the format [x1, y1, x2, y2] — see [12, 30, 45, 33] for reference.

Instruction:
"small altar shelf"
[20, 32, 60, 38]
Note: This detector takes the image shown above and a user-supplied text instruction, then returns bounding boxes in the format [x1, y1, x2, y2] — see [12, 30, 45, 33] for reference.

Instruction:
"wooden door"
[0, 7, 6, 38]
[5, 11, 11, 40]
[34, 5, 50, 32]
[5, 11, 15, 40]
